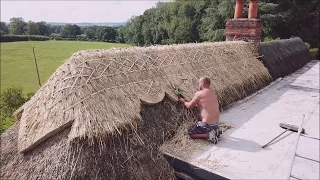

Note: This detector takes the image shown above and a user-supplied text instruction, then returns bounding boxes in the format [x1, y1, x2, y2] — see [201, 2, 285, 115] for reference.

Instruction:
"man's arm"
[179, 92, 201, 109]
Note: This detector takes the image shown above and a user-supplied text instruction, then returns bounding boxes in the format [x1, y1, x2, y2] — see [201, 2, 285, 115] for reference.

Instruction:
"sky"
[1, 1, 170, 23]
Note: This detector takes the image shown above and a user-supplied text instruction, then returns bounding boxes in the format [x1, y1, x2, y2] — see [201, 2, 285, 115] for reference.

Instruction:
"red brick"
[225, 19, 262, 40]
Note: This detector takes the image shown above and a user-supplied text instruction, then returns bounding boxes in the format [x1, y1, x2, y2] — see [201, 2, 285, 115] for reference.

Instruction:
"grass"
[1, 41, 132, 94]
[0, 117, 15, 134]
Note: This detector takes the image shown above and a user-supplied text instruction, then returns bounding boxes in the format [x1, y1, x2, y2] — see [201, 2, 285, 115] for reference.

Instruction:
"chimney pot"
[234, 0, 245, 19]
[248, 0, 258, 19]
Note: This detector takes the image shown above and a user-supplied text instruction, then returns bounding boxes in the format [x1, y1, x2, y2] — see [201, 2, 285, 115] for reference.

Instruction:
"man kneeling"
[178, 77, 222, 144]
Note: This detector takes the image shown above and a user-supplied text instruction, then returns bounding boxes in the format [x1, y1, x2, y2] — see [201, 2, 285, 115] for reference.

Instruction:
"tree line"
[1, 0, 318, 49]
[0, 17, 120, 42]
[118, 0, 319, 49]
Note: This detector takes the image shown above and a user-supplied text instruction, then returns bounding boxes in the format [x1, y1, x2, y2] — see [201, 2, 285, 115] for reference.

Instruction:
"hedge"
[310, 48, 318, 59]
[0, 35, 51, 42]
[52, 37, 77, 41]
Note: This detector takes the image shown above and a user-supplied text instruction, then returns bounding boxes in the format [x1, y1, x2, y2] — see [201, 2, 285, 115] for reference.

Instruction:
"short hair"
[200, 77, 211, 85]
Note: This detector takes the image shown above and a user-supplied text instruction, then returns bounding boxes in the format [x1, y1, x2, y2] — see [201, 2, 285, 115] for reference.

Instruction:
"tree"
[27, 21, 40, 35]
[174, 18, 194, 43]
[84, 29, 95, 39]
[119, 0, 319, 48]
[116, 27, 125, 43]
[287, 0, 319, 48]
[258, 2, 290, 39]
[36, 21, 49, 36]
[0, 86, 26, 118]
[121, 16, 140, 44]
[96, 26, 117, 42]
[0, 22, 9, 35]
[55, 26, 62, 34]
[141, 9, 154, 45]
[259, 0, 319, 48]
[9, 17, 27, 35]
[91, 25, 99, 31]
[174, 1, 199, 43]
[48, 25, 61, 34]
[81, 27, 88, 35]
[73, 24, 82, 35]
[61, 24, 76, 38]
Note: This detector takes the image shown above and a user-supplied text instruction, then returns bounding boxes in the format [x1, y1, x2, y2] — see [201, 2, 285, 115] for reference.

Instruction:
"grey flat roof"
[163, 60, 319, 180]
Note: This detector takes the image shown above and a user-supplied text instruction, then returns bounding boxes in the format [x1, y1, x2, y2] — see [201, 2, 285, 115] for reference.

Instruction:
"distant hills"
[47, 22, 126, 27]
[3, 21, 126, 27]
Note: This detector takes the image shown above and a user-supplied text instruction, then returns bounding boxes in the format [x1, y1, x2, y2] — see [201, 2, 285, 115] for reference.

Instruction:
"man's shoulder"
[195, 89, 216, 96]
[195, 90, 202, 96]
[204, 89, 217, 97]
[210, 89, 217, 94]
[196, 90, 210, 97]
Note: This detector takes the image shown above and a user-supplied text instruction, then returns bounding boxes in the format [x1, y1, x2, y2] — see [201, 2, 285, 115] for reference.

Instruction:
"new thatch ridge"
[2, 41, 271, 179]
[258, 37, 313, 79]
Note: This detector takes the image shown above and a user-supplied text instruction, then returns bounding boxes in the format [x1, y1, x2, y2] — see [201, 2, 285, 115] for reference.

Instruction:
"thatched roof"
[2, 41, 271, 179]
[2, 98, 198, 179]
[17, 41, 271, 153]
[258, 37, 313, 80]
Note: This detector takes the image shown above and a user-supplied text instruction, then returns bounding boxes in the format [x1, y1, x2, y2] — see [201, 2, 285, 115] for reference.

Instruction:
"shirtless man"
[178, 77, 222, 143]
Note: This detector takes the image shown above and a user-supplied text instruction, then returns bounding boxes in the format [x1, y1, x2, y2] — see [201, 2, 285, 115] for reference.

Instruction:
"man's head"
[198, 77, 211, 90]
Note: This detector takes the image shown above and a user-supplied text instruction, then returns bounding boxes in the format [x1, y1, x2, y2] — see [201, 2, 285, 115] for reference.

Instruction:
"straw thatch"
[1, 98, 198, 180]
[17, 41, 271, 153]
[258, 37, 313, 80]
[1, 41, 271, 179]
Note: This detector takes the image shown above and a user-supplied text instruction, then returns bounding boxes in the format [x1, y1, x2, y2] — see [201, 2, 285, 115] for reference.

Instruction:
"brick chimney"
[225, 0, 262, 45]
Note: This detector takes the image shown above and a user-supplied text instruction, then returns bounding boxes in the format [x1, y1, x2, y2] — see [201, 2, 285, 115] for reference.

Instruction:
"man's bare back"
[195, 89, 220, 124]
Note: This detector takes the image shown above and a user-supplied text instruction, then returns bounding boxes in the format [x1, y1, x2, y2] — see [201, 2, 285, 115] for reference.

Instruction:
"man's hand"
[179, 91, 201, 109]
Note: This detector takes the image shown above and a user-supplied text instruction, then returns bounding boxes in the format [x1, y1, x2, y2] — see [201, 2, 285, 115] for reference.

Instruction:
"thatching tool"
[262, 123, 306, 148]
[167, 80, 184, 99]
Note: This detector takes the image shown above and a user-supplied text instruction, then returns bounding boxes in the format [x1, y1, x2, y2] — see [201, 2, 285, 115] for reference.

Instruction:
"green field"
[1, 41, 132, 94]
